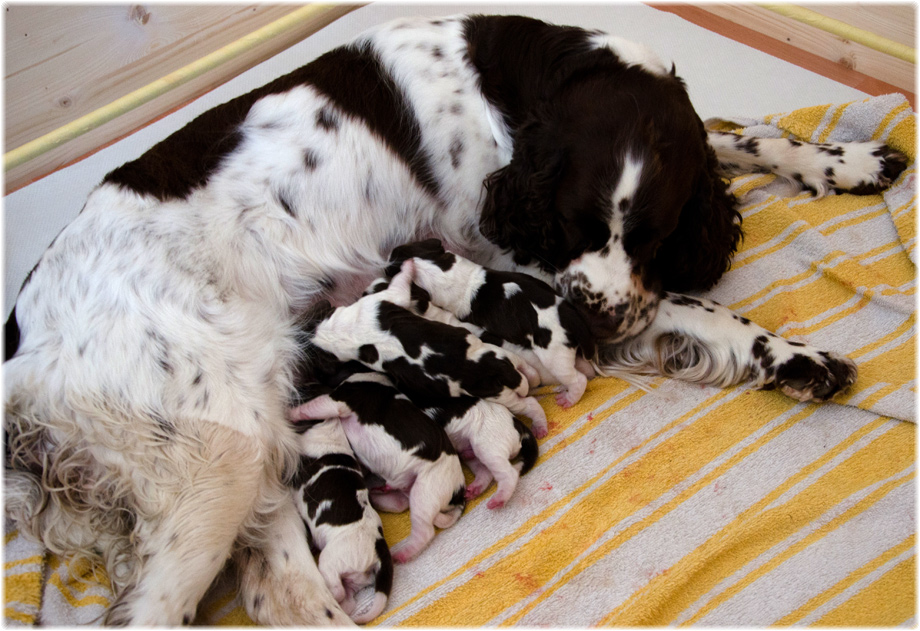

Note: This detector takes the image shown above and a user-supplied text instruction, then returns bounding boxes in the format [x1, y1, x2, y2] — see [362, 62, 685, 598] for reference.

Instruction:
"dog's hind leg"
[103, 421, 265, 625]
[237, 499, 352, 625]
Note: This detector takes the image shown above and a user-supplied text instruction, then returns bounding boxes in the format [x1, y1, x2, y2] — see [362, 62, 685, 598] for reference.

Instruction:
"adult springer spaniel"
[3, 13, 906, 625]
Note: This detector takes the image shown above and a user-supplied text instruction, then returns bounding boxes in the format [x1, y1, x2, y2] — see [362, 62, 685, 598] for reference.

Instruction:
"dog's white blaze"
[611, 156, 644, 213]
[503, 282, 522, 299]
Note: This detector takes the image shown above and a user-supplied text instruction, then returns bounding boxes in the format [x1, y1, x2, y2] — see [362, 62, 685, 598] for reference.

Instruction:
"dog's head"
[480, 66, 741, 343]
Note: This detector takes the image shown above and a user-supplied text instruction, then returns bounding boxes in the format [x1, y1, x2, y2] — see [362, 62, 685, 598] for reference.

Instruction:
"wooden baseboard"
[651, 4, 915, 109]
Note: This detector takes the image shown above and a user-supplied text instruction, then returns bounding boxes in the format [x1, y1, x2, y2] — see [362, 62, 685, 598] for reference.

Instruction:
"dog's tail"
[513, 417, 539, 475]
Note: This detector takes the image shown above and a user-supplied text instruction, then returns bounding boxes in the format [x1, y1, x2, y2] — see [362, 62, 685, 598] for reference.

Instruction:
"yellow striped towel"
[5, 95, 915, 626]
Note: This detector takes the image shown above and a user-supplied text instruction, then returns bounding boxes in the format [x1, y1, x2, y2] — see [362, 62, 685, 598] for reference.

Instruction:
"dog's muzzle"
[556, 269, 660, 343]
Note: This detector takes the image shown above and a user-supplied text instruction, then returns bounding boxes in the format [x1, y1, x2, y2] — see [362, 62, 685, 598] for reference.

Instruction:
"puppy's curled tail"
[512, 417, 539, 475]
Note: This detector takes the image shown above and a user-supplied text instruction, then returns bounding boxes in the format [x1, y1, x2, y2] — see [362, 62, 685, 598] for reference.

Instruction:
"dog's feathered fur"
[3, 13, 905, 624]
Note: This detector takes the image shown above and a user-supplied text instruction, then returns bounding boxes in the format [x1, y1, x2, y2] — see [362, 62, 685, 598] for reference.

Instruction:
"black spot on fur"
[752, 335, 775, 370]
[303, 149, 320, 170]
[358, 344, 380, 364]
[276, 190, 295, 217]
[316, 107, 339, 131]
[735, 137, 760, 156]
[449, 137, 464, 169]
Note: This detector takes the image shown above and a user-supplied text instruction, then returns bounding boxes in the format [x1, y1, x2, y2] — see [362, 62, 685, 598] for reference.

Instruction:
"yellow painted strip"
[4, 555, 45, 570]
[680, 469, 915, 625]
[508, 401, 821, 627]
[4, 531, 19, 546]
[775, 533, 915, 625]
[600, 417, 906, 625]
[814, 554, 916, 625]
[399, 391, 797, 626]
[758, 4, 916, 63]
[4, 607, 36, 624]
[374, 388, 736, 624]
[3, 4, 346, 172]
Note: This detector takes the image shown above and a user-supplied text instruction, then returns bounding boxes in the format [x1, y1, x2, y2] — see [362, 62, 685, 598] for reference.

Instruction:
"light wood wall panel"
[3, 4, 358, 193]
[803, 4, 915, 48]
[697, 4, 914, 93]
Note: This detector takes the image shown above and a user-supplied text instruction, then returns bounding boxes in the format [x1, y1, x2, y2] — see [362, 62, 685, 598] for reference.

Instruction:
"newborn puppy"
[387, 239, 596, 408]
[304, 260, 548, 437]
[289, 417, 392, 623]
[420, 396, 538, 509]
[289, 372, 466, 564]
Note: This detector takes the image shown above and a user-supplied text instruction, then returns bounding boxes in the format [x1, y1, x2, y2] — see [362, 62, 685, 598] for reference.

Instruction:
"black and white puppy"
[289, 372, 466, 564]
[289, 416, 392, 623]
[421, 396, 538, 509]
[388, 238, 596, 408]
[304, 261, 549, 437]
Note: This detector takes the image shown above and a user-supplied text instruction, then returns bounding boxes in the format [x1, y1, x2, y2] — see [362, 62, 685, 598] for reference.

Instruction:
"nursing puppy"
[388, 239, 596, 408]
[421, 396, 538, 509]
[289, 417, 392, 623]
[304, 260, 549, 437]
[289, 372, 466, 564]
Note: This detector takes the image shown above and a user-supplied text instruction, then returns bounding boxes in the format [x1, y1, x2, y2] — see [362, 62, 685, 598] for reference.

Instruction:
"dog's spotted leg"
[237, 499, 353, 626]
[103, 422, 264, 626]
[598, 293, 857, 402]
[708, 131, 908, 196]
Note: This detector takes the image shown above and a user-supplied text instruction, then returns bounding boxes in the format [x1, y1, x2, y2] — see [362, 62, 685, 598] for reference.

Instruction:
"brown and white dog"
[4, 13, 904, 625]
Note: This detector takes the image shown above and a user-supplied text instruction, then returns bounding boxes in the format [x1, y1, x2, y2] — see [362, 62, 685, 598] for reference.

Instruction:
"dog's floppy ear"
[652, 141, 742, 293]
[480, 116, 567, 267]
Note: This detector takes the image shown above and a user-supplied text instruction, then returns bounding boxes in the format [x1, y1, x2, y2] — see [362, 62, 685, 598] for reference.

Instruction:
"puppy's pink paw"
[487, 498, 505, 509]
[392, 549, 413, 564]
[466, 484, 484, 499]
[532, 425, 548, 439]
[555, 391, 576, 408]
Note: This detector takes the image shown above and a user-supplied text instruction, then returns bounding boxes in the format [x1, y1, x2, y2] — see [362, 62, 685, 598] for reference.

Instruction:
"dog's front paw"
[772, 350, 858, 402]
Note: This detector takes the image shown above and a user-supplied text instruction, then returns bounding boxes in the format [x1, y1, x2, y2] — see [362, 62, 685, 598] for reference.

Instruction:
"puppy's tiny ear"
[386, 239, 446, 277]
